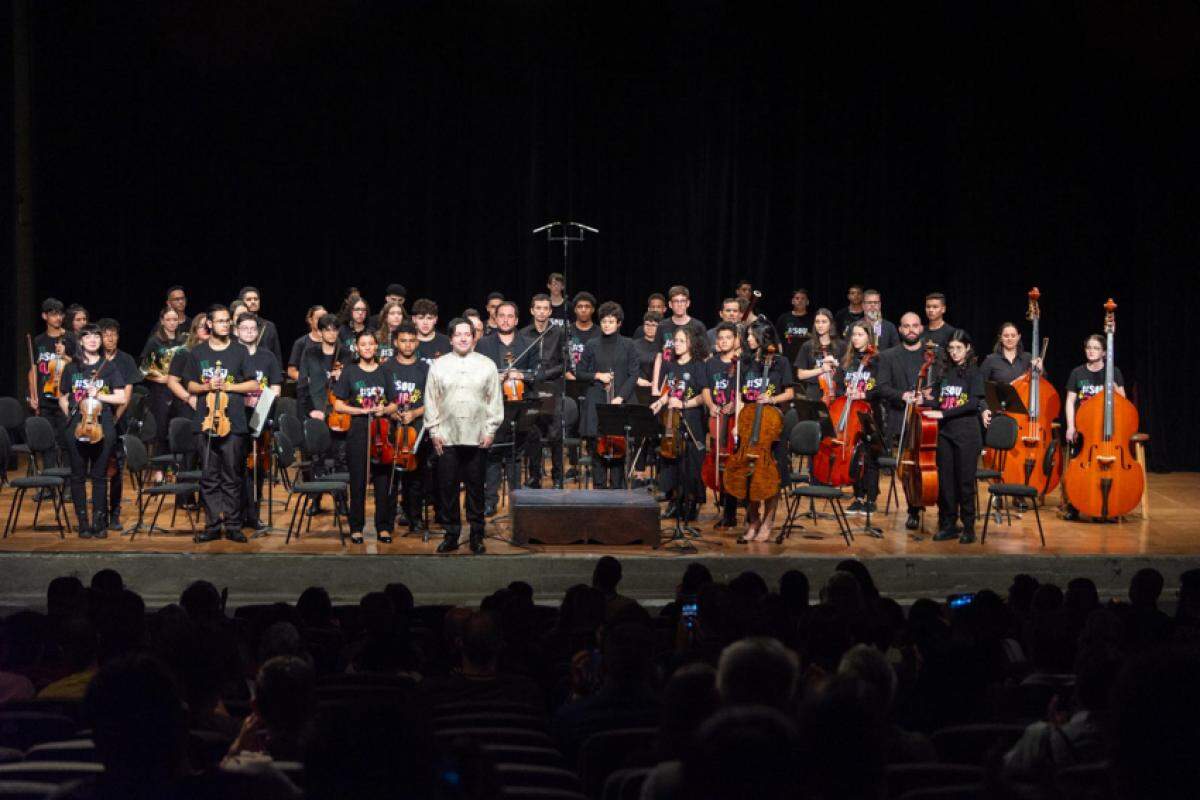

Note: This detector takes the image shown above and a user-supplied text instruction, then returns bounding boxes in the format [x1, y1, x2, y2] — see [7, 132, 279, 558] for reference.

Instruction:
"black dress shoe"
[931, 527, 958, 542]
[377, 531, 393, 544]
[78, 526, 94, 540]
[564, 468, 578, 480]
[958, 526, 976, 545]
[469, 536, 486, 555]
[660, 501, 680, 520]
[107, 515, 122, 532]
[436, 537, 460, 553]
[225, 529, 248, 543]
[905, 511, 921, 531]
[194, 530, 221, 543]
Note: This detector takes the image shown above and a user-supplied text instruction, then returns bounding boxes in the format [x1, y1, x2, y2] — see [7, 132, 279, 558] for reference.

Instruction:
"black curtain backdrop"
[7, 1, 1200, 470]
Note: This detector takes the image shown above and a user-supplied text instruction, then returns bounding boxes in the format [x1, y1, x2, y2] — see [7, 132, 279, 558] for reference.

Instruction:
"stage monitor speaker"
[510, 489, 660, 546]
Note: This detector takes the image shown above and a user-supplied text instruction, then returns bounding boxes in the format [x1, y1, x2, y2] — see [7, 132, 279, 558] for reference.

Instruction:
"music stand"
[596, 404, 658, 490]
[791, 398, 838, 523]
[563, 379, 590, 486]
[986, 381, 1029, 416]
[248, 387, 277, 539]
[652, 413, 712, 553]
[489, 399, 540, 543]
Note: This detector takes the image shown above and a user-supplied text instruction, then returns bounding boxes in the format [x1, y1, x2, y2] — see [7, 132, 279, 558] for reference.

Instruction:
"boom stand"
[653, 418, 712, 553]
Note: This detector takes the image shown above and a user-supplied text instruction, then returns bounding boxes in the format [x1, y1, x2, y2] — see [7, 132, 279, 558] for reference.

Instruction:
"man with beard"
[877, 312, 929, 531]
[862, 289, 899, 351]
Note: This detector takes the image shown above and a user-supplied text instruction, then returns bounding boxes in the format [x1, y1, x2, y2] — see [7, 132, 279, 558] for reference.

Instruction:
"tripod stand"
[653, 416, 714, 553]
[487, 399, 538, 547]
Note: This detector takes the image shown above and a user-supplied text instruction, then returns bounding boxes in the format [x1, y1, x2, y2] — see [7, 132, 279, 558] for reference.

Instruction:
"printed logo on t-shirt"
[1076, 381, 1104, 403]
[549, 318, 567, 328]
[709, 366, 735, 406]
[197, 360, 232, 386]
[568, 338, 586, 367]
[70, 375, 112, 404]
[845, 370, 876, 396]
[665, 371, 698, 402]
[938, 385, 967, 410]
[740, 375, 779, 403]
[783, 325, 810, 343]
[352, 382, 386, 409]
[392, 380, 422, 407]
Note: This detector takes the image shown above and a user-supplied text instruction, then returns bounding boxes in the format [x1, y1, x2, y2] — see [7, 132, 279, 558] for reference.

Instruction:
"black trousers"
[854, 448, 880, 502]
[485, 437, 523, 507]
[147, 383, 173, 455]
[936, 428, 981, 528]
[658, 438, 704, 501]
[345, 422, 395, 534]
[42, 406, 67, 469]
[63, 425, 115, 524]
[200, 433, 245, 532]
[241, 439, 268, 527]
[438, 444, 486, 540]
[107, 429, 127, 517]
[529, 404, 564, 485]
[398, 440, 431, 527]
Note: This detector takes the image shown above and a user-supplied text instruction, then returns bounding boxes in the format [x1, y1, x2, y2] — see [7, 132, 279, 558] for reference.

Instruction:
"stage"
[1, 473, 1196, 611]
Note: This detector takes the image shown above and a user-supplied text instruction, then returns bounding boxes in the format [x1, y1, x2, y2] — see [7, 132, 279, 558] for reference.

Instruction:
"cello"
[1061, 299, 1145, 521]
[596, 373, 628, 461]
[722, 347, 784, 502]
[812, 346, 877, 487]
[1002, 287, 1062, 496]
[896, 341, 939, 509]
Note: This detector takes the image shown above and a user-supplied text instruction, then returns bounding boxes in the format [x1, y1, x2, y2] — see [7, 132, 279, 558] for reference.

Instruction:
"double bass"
[896, 342, 939, 509]
[812, 346, 877, 487]
[701, 359, 738, 494]
[1002, 287, 1062, 496]
[722, 347, 784, 502]
[1061, 299, 1145, 520]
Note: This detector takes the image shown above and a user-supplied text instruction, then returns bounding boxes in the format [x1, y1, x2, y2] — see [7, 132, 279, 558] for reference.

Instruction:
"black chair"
[499, 789, 586, 800]
[152, 417, 202, 484]
[0, 428, 11, 488]
[3, 419, 70, 539]
[886, 764, 985, 798]
[1055, 761, 1112, 800]
[481, 745, 567, 770]
[931, 723, 1026, 766]
[136, 409, 158, 446]
[0, 397, 31, 475]
[0, 714, 77, 752]
[22, 740, 97, 764]
[974, 414, 1017, 518]
[273, 430, 348, 544]
[877, 453, 902, 513]
[0, 782, 60, 800]
[0, 750, 21, 766]
[122, 435, 200, 539]
[275, 413, 307, 495]
[577, 728, 655, 799]
[778, 420, 853, 546]
[559, 397, 589, 489]
[435, 728, 556, 750]
[302, 419, 351, 484]
[495, 764, 583, 794]
[978, 414, 1045, 546]
[434, 713, 548, 733]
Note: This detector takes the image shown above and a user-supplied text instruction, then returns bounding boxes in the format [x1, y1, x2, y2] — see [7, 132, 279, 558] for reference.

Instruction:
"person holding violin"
[794, 308, 845, 402]
[234, 313, 283, 535]
[702, 321, 741, 529]
[28, 298, 73, 476]
[876, 312, 928, 530]
[520, 293, 567, 488]
[97, 319, 142, 533]
[374, 301, 406, 363]
[776, 288, 814, 364]
[576, 302, 640, 489]
[183, 305, 260, 543]
[921, 330, 985, 543]
[832, 321, 884, 515]
[333, 330, 399, 545]
[651, 326, 708, 522]
[384, 322, 430, 535]
[58, 324, 128, 539]
[476, 301, 538, 512]
[736, 322, 794, 542]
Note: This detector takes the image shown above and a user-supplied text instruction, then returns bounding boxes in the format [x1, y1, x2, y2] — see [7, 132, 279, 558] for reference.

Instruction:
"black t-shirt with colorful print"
[776, 311, 815, 363]
[416, 333, 451, 368]
[33, 332, 74, 411]
[567, 323, 600, 371]
[1066, 364, 1124, 411]
[931, 364, 985, 435]
[244, 349, 283, 415]
[703, 356, 739, 408]
[738, 354, 791, 404]
[182, 341, 253, 435]
[657, 318, 708, 365]
[59, 358, 128, 427]
[333, 363, 397, 429]
[384, 360, 429, 432]
[659, 359, 707, 434]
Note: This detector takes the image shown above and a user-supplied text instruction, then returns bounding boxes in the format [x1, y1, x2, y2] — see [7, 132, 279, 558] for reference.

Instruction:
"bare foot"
[753, 522, 774, 542]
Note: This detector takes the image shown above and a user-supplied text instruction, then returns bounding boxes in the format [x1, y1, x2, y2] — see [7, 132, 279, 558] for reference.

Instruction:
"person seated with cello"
[794, 308, 845, 403]
[649, 325, 708, 522]
[332, 330, 398, 545]
[58, 324, 128, 539]
[1061, 334, 1127, 522]
[384, 321, 430, 535]
[576, 301, 639, 490]
[921, 329, 985, 543]
[234, 313, 283, 536]
[734, 322, 794, 543]
[702, 321, 741, 529]
[836, 321, 884, 516]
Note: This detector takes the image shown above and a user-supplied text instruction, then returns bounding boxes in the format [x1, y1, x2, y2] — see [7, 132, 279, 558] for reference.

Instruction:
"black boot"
[905, 510, 921, 531]
[661, 500, 680, 520]
[958, 515, 976, 544]
[436, 533, 460, 553]
[77, 513, 93, 540]
[685, 501, 699, 522]
[469, 532, 486, 555]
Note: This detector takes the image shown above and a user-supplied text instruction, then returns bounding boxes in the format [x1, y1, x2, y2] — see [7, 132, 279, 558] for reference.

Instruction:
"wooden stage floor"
[2, 473, 1196, 559]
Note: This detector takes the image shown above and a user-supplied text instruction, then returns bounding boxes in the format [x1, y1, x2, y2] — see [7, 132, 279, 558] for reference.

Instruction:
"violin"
[501, 352, 525, 401]
[1001, 287, 1062, 497]
[656, 382, 683, 460]
[326, 359, 351, 433]
[391, 402, 420, 472]
[896, 341, 939, 509]
[597, 373, 628, 461]
[72, 355, 114, 444]
[817, 343, 837, 406]
[372, 402, 419, 470]
[812, 345, 877, 487]
[701, 359, 738, 494]
[1061, 299, 1145, 520]
[201, 360, 232, 438]
[722, 347, 784, 502]
[246, 429, 272, 472]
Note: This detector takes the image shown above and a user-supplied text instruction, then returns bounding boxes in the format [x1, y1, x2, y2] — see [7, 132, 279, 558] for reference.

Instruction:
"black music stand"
[791, 398, 838, 523]
[489, 399, 540, 543]
[562, 378, 590, 487]
[596, 404, 657, 490]
[652, 412, 711, 554]
[986, 381, 1028, 416]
